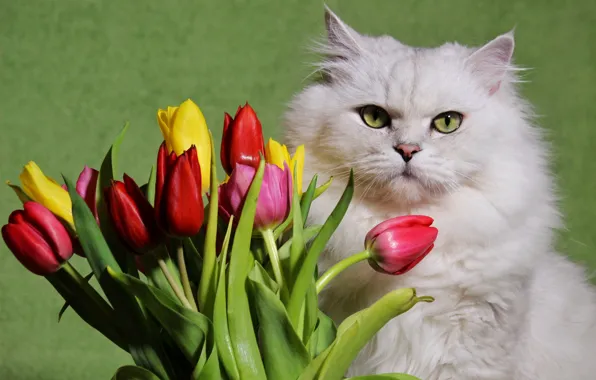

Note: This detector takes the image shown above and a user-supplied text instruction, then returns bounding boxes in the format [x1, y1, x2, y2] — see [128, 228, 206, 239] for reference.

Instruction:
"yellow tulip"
[19, 161, 74, 228]
[265, 138, 305, 194]
[157, 98, 211, 192]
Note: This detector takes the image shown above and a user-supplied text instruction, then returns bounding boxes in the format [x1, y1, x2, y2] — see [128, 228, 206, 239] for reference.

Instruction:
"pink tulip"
[2, 202, 74, 275]
[218, 163, 292, 230]
[76, 166, 99, 222]
[365, 215, 438, 275]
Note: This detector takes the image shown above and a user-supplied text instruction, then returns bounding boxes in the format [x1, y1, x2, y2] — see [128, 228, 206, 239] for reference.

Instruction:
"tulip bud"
[157, 99, 211, 192]
[104, 175, 162, 254]
[155, 143, 205, 237]
[218, 163, 292, 230]
[265, 138, 305, 194]
[2, 202, 74, 275]
[365, 215, 438, 275]
[75, 165, 99, 223]
[220, 103, 265, 175]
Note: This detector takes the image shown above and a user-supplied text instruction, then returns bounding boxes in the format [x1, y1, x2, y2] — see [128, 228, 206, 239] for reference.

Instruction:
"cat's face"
[284, 8, 519, 205]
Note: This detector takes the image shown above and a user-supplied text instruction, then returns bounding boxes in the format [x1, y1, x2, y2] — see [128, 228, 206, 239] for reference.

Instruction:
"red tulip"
[2, 202, 74, 275]
[155, 142, 204, 237]
[220, 103, 265, 175]
[218, 163, 292, 230]
[365, 215, 438, 275]
[104, 174, 162, 254]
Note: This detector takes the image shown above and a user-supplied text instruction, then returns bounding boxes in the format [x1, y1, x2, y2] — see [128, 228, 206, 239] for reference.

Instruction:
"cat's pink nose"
[394, 144, 421, 163]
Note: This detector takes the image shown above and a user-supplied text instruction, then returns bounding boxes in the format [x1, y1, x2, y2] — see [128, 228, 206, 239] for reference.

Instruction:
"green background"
[0, 0, 594, 378]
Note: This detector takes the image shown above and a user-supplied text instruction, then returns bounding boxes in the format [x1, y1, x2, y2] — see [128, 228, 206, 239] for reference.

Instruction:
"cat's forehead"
[348, 41, 483, 115]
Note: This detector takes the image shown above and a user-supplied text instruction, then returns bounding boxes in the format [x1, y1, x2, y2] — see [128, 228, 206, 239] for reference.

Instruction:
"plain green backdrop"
[0, 0, 594, 378]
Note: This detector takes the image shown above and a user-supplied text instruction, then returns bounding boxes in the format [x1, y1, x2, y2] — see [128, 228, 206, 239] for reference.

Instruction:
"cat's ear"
[323, 5, 363, 57]
[465, 31, 515, 95]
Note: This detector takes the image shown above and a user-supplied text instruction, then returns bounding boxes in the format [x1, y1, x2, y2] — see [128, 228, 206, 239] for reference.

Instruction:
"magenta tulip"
[2, 202, 74, 275]
[218, 162, 292, 230]
[76, 165, 99, 222]
[365, 215, 438, 275]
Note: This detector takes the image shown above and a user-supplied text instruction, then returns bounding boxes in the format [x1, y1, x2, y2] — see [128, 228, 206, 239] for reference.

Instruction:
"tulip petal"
[229, 104, 265, 171]
[365, 215, 435, 245]
[162, 153, 204, 237]
[19, 161, 74, 226]
[221, 112, 234, 174]
[76, 165, 99, 221]
[22, 201, 73, 261]
[106, 180, 156, 253]
[290, 145, 305, 193]
[2, 223, 61, 275]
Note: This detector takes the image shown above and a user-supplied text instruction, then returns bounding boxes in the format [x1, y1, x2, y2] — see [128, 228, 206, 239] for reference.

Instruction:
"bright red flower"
[104, 174, 161, 254]
[155, 142, 204, 237]
[220, 103, 265, 175]
[2, 202, 74, 275]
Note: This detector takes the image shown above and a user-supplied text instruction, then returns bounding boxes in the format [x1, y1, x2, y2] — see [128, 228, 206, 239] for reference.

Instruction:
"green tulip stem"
[61, 262, 115, 317]
[176, 241, 198, 311]
[261, 228, 285, 291]
[156, 255, 194, 310]
[315, 249, 371, 294]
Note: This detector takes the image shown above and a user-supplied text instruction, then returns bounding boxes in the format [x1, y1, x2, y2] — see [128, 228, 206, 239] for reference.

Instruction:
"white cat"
[283, 7, 596, 380]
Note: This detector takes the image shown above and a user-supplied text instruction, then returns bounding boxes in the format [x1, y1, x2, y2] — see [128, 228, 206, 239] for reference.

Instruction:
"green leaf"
[317, 288, 433, 380]
[287, 171, 354, 327]
[111, 365, 161, 380]
[289, 167, 307, 286]
[140, 253, 180, 302]
[297, 342, 335, 380]
[227, 158, 267, 380]
[146, 165, 156, 207]
[345, 374, 422, 380]
[213, 217, 240, 380]
[302, 282, 318, 342]
[307, 311, 337, 358]
[278, 225, 322, 261]
[299, 175, 318, 226]
[248, 278, 310, 380]
[198, 131, 220, 317]
[313, 176, 333, 200]
[248, 260, 279, 294]
[194, 347, 221, 380]
[57, 271, 94, 322]
[107, 267, 210, 366]
[6, 181, 32, 203]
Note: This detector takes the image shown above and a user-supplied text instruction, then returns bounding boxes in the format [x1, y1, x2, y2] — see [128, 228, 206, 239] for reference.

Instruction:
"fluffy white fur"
[282, 7, 596, 380]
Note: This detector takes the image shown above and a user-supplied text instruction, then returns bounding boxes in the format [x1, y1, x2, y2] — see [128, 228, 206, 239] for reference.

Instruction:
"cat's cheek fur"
[283, 7, 596, 380]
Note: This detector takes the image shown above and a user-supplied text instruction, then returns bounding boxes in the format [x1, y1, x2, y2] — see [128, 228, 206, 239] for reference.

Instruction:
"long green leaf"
[317, 288, 433, 380]
[287, 171, 354, 327]
[146, 165, 156, 207]
[277, 225, 322, 261]
[111, 365, 161, 380]
[140, 253, 179, 302]
[248, 260, 279, 294]
[289, 167, 307, 286]
[299, 175, 318, 226]
[248, 278, 310, 380]
[213, 217, 240, 380]
[198, 131, 219, 316]
[227, 158, 267, 380]
[313, 176, 333, 200]
[107, 267, 210, 366]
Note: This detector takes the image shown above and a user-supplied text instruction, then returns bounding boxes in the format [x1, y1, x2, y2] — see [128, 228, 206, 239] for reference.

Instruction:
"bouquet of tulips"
[2, 99, 438, 380]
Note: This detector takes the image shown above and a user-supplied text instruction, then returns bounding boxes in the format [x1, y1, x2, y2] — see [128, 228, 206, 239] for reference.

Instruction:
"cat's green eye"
[359, 105, 391, 129]
[432, 111, 463, 134]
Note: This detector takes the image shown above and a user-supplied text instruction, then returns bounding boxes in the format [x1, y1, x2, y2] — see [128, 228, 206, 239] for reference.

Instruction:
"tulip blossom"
[265, 138, 305, 194]
[220, 103, 265, 175]
[1, 202, 74, 275]
[365, 215, 438, 275]
[19, 161, 74, 228]
[158, 98, 211, 192]
[218, 163, 292, 231]
[75, 166, 99, 220]
[105, 174, 161, 253]
[155, 143, 204, 237]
